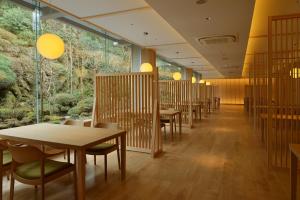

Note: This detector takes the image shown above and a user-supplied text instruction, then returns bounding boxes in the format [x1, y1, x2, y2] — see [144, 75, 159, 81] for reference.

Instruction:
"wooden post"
[141, 48, 162, 156]
[185, 68, 193, 128]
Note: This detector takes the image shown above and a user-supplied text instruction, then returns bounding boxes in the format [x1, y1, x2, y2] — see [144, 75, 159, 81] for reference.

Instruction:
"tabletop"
[0, 123, 126, 150]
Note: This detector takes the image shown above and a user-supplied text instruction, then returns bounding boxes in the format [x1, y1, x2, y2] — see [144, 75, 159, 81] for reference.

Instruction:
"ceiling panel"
[47, 0, 148, 18]
[153, 43, 199, 59]
[87, 9, 185, 46]
[171, 57, 206, 66]
[145, 0, 255, 77]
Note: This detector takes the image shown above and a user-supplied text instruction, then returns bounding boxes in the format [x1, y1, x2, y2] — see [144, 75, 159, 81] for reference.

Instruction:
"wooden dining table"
[0, 123, 126, 200]
[160, 110, 182, 138]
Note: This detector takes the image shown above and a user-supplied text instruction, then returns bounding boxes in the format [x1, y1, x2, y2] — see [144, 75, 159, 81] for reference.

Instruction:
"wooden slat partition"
[159, 80, 193, 128]
[92, 72, 161, 155]
[266, 14, 300, 167]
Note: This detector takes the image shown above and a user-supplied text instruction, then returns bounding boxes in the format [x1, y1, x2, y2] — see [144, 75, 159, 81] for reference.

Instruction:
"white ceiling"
[41, 0, 255, 78]
[145, 0, 255, 78]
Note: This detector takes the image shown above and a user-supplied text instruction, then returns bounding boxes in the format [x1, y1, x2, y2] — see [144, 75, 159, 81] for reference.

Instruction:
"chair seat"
[86, 143, 116, 153]
[3, 150, 12, 166]
[16, 159, 72, 180]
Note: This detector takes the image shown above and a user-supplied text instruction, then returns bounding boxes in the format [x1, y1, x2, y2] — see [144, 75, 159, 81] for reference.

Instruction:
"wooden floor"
[3, 105, 291, 200]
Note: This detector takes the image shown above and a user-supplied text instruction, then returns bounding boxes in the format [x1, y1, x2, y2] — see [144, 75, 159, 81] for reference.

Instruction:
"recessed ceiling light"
[143, 32, 149, 36]
[196, 0, 207, 5]
[205, 17, 212, 22]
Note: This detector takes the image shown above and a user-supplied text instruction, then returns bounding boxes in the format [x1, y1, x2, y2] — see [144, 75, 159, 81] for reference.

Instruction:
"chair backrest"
[7, 143, 44, 164]
[94, 122, 119, 129]
[63, 119, 84, 126]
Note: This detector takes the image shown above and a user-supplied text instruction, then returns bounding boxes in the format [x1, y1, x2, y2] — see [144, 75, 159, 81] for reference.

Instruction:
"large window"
[157, 57, 183, 80]
[0, 0, 132, 128]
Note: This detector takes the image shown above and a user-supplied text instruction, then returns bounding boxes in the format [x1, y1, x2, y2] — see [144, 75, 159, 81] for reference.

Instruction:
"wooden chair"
[86, 122, 120, 181]
[160, 123, 167, 138]
[0, 141, 12, 180]
[160, 108, 177, 134]
[7, 143, 76, 200]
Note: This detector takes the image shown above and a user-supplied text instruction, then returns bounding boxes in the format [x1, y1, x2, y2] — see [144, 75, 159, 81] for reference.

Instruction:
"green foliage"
[68, 97, 93, 117]
[0, 1, 32, 35]
[0, 108, 12, 120]
[51, 93, 77, 115]
[0, 54, 16, 90]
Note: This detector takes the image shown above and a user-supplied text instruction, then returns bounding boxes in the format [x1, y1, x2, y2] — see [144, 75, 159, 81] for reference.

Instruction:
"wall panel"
[207, 79, 248, 105]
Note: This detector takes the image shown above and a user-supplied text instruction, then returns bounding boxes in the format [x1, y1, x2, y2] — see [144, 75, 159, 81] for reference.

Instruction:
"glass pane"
[0, 0, 36, 129]
[157, 57, 183, 80]
[39, 10, 132, 122]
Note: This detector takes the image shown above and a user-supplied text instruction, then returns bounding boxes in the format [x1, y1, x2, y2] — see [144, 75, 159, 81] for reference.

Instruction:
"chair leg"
[94, 155, 97, 165]
[41, 183, 45, 200]
[74, 150, 76, 164]
[104, 154, 107, 181]
[67, 149, 70, 163]
[174, 120, 177, 134]
[73, 170, 77, 200]
[9, 173, 14, 200]
[117, 148, 121, 170]
[164, 126, 167, 138]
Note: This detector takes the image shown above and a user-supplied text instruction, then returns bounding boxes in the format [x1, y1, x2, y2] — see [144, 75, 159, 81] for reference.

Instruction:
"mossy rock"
[0, 54, 16, 90]
[0, 28, 17, 41]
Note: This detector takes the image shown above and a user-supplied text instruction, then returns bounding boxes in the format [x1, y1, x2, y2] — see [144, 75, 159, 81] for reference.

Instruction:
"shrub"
[50, 93, 77, 115]
[67, 97, 93, 117]
[0, 54, 16, 90]
[0, 108, 13, 120]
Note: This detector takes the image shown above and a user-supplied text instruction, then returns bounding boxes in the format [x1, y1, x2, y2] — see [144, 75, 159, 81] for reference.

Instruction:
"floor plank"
[2, 105, 290, 200]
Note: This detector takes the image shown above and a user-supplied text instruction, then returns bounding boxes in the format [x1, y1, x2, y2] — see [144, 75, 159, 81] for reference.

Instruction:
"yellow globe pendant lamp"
[290, 67, 300, 79]
[140, 63, 153, 72]
[192, 77, 196, 83]
[173, 72, 182, 80]
[36, 33, 65, 59]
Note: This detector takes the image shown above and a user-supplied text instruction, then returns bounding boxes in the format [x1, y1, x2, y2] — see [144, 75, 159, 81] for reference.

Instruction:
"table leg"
[291, 150, 297, 200]
[200, 106, 202, 120]
[179, 112, 182, 135]
[76, 149, 86, 200]
[120, 133, 126, 180]
[0, 148, 3, 200]
[170, 115, 174, 139]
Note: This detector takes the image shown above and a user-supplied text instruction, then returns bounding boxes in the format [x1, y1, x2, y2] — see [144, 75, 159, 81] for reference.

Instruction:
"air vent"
[197, 35, 238, 45]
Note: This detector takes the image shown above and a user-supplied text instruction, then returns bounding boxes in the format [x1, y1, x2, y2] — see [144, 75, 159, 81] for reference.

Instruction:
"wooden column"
[184, 68, 193, 128]
[141, 48, 162, 157]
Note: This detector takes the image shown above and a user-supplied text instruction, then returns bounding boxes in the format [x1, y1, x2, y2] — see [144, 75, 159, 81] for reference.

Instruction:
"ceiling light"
[140, 63, 153, 72]
[113, 41, 118, 46]
[192, 77, 196, 83]
[205, 17, 212, 21]
[173, 72, 182, 80]
[37, 33, 64, 60]
[196, 0, 208, 5]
